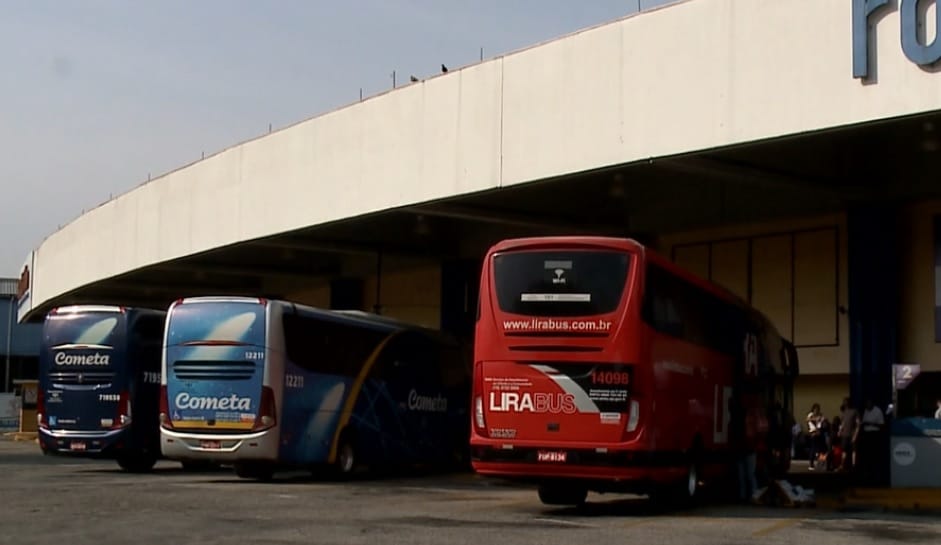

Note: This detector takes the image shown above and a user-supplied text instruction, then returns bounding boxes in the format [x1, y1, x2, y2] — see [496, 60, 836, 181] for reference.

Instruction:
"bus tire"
[234, 462, 274, 481]
[649, 453, 701, 508]
[117, 453, 157, 473]
[334, 436, 358, 477]
[679, 459, 700, 503]
[537, 484, 588, 507]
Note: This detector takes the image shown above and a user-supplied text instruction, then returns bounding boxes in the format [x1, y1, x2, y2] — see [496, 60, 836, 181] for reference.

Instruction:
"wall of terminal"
[280, 255, 443, 330]
[899, 200, 941, 373]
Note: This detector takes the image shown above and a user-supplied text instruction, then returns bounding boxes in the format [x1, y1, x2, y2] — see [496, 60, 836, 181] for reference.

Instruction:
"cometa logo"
[54, 352, 110, 366]
[407, 389, 448, 412]
[174, 392, 252, 411]
[16, 265, 29, 300]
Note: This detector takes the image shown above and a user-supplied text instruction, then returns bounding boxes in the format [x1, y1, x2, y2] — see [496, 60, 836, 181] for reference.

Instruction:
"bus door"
[277, 314, 386, 466]
[365, 336, 420, 464]
[126, 313, 165, 448]
[43, 312, 128, 441]
[399, 337, 454, 461]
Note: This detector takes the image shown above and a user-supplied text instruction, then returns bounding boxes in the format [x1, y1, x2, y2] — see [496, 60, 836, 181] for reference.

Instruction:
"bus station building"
[14, 0, 941, 427]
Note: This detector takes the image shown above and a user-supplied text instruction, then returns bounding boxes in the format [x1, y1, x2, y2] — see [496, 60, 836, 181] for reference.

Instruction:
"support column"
[440, 259, 481, 346]
[847, 205, 900, 487]
[847, 206, 899, 408]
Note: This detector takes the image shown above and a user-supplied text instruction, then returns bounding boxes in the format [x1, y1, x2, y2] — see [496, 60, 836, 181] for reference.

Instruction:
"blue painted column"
[847, 206, 899, 408]
[847, 205, 899, 487]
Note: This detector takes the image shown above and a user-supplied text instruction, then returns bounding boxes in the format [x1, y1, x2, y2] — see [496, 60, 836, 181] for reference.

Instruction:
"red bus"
[469, 236, 799, 506]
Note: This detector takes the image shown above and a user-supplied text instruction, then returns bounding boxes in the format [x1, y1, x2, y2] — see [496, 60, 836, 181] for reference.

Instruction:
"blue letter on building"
[853, 0, 890, 79]
[901, 0, 941, 67]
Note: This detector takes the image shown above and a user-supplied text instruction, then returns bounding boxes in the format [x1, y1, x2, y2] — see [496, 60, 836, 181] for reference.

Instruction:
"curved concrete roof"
[20, 0, 941, 319]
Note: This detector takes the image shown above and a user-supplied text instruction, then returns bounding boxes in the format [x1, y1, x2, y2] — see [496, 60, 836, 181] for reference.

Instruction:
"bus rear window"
[167, 302, 266, 348]
[493, 251, 630, 317]
[46, 314, 122, 349]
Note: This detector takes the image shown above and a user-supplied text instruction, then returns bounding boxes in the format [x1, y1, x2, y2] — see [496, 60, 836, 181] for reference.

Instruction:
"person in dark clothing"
[729, 393, 757, 502]
[855, 398, 886, 486]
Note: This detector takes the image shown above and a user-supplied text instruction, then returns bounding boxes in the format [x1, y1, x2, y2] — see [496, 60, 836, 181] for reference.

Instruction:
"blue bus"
[159, 297, 471, 480]
[37, 305, 166, 472]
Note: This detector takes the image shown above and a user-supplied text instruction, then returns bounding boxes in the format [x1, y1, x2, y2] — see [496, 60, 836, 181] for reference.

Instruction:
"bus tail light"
[472, 362, 487, 436]
[113, 390, 132, 428]
[626, 400, 640, 433]
[253, 386, 277, 431]
[37, 387, 47, 429]
[159, 385, 172, 429]
[474, 396, 486, 431]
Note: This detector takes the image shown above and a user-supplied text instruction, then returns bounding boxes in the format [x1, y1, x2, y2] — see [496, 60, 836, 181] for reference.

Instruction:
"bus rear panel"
[160, 297, 279, 464]
[470, 241, 650, 482]
[38, 306, 164, 470]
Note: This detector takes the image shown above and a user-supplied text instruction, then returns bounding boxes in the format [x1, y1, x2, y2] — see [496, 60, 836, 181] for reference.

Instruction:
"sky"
[0, 0, 678, 276]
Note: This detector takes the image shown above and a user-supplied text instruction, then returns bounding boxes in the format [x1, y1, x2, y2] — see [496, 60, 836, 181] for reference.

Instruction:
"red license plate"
[537, 451, 567, 463]
[70, 441, 87, 452]
[200, 440, 222, 450]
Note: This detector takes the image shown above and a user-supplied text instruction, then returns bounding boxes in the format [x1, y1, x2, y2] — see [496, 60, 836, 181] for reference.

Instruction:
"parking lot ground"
[2, 438, 940, 545]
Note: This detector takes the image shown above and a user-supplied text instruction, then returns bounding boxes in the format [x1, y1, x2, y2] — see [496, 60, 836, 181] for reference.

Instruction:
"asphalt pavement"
[1, 438, 939, 545]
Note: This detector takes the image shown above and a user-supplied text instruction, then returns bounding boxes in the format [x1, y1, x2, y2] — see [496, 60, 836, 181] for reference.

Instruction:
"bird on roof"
[410, 75, 419, 82]
[441, 64, 448, 73]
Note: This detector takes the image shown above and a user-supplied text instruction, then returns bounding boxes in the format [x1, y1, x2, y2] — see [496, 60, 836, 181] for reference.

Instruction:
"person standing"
[806, 403, 826, 470]
[856, 398, 885, 485]
[729, 393, 757, 502]
[839, 397, 859, 472]
[934, 398, 941, 419]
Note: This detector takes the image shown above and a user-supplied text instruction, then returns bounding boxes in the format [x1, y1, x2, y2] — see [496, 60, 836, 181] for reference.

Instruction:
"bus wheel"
[649, 460, 700, 508]
[681, 461, 700, 501]
[335, 438, 357, 477]
[117, 453, 157, 473]
[537, 484, 588, 507]
[234, 462, 274, 481]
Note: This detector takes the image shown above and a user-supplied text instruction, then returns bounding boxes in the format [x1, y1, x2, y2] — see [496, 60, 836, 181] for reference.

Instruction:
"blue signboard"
[893, 363, 921, 391]
[853, 0, 941, 79]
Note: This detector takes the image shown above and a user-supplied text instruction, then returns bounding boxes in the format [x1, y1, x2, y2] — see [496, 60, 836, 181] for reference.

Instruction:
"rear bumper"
[160, 426, 279, 463]
[470, 444, 685, 492]
[38, 427, 131, 457]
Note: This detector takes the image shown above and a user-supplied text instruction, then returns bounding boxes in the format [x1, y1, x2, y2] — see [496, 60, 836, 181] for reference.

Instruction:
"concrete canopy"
[18, 0, 941, 321]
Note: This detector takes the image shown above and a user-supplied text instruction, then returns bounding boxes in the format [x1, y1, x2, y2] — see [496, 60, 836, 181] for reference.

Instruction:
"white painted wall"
[25, 0, 941, 317]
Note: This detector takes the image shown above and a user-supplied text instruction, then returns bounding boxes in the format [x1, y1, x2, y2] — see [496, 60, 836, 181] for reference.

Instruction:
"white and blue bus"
[159, 297, 470, 480]
[37, 305, 166, 472]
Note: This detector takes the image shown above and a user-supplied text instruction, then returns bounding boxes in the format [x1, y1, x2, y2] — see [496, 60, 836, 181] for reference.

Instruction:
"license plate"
[70, 441, 87, 452]
[537, 450, 567, 463]
[200, 440, 222, 450]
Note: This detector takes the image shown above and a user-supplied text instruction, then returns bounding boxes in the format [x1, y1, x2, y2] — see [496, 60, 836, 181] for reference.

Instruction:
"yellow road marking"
[752, 517, 803, 537]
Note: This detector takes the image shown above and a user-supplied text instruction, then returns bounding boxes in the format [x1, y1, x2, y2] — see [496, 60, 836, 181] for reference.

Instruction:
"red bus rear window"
[493, 251, 630, 317]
